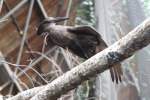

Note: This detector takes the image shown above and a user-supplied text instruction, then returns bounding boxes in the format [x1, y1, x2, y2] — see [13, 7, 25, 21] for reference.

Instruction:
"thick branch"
[8, 18, 150, 100]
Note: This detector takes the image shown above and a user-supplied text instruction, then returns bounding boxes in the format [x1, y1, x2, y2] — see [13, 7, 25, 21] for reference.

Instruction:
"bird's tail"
[109, 63, 123, 83]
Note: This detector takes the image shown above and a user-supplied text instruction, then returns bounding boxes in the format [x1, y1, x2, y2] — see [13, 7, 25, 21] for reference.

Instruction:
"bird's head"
[37, 17, 69, 35]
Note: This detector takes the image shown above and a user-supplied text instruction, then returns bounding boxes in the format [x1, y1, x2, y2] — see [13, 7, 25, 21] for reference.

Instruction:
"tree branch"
[8, 18, 150, 100]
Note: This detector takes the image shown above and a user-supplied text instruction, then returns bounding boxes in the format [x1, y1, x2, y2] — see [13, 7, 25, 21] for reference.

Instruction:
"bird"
[36, 17, 123, 83]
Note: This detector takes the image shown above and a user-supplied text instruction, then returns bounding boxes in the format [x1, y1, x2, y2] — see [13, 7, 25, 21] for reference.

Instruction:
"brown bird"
[37, 17, 123, 83]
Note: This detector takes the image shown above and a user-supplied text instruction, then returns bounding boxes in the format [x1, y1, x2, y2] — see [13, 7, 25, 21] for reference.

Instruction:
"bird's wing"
[68, 26, 101, 42]
[72, 26, 123, 83]
[68, 26, 100, 58]
[68, 26, 100, 36]
[68, 26, 123, 83]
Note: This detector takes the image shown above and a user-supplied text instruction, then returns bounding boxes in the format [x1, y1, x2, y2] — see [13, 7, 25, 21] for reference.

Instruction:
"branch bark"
[8, 18, 150, 100]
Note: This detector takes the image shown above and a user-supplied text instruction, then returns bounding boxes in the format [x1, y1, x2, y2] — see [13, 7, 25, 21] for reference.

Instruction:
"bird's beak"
[51, 17, 69, 23]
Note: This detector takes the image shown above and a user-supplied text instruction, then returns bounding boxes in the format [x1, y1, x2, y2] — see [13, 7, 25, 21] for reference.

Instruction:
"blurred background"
[0, 0, 150, 100]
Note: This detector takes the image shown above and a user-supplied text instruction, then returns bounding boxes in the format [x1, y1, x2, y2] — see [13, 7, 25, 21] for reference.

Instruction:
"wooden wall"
[0, 0, 78, 95]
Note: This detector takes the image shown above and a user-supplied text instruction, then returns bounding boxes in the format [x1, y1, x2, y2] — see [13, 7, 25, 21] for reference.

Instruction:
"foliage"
[75, 0, 96, 27]
[141, 0, 150, 16]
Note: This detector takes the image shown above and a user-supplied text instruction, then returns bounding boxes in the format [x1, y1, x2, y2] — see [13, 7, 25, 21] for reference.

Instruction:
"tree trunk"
[95, 0, 142, 99]
[127, 0, 150, 99]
